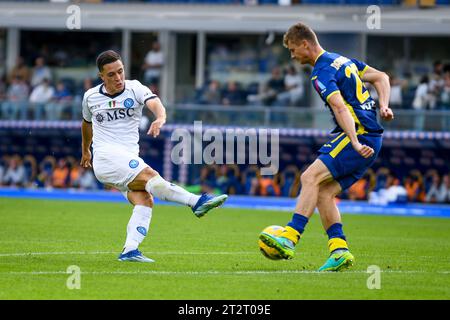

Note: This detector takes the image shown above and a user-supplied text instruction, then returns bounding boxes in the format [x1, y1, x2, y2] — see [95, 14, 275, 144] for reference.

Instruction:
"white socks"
[145, 175, 200, 207]
[123, 205, 152, 254]
[122, 176, 201, 254]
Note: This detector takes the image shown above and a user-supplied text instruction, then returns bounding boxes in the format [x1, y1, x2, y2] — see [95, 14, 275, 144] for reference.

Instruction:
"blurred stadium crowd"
[1, 53, 450, 120]
[0, 56, 99, 120]
[194, 164, 450, 204]
[0, 154, 450, 204]
[1, 151, 448, 204]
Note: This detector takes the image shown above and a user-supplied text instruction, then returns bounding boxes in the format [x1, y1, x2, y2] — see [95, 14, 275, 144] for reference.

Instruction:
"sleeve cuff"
[143, 95, 158, 105]
[359, 65, 369, 78]
[326, 90, 340, 103]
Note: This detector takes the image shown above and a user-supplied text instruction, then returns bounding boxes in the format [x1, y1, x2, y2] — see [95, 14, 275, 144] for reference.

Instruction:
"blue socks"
[326, 223, 346, 241]
[287, 213, 309, 234]
[286, 216, 347, 247]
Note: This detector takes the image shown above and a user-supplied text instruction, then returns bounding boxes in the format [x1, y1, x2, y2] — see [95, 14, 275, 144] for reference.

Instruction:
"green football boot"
[318, 250, 354, 272]
[259, 226, 300, 260]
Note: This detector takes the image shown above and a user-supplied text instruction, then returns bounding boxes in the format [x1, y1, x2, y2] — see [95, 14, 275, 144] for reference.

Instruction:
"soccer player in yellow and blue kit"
[260, 22, 394, 271]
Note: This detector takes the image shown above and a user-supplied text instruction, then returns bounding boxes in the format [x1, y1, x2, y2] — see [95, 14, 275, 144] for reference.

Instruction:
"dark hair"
[443, 64, 450, 73]
[420, 75, 429, 84]
[96, 50, 122, 72]
[283, 22, 318, 48]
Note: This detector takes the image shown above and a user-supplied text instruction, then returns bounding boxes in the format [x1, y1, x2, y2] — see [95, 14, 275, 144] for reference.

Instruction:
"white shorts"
[93, 148, 149, 198]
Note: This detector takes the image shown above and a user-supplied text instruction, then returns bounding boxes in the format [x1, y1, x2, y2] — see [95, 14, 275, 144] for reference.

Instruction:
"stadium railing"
[167, 104, 450, 131]
[0, 101, 449, 131]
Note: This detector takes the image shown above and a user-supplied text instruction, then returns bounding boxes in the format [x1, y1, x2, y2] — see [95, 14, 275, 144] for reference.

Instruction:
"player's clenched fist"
[147, 118, 166, 138]
[80, 150, 92, 168]
[352, 141, 375, 158]
[380, 106, 394, 121]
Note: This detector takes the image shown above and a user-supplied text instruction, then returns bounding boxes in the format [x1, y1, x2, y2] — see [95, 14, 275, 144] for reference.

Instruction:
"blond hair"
[283, 22, 318, 48]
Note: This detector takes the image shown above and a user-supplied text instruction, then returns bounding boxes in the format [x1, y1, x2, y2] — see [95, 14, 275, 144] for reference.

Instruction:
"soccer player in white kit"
[80, 50, 228, 263]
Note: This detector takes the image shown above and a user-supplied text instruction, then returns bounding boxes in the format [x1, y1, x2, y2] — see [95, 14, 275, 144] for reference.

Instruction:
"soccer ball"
[258, 225, 286, 260]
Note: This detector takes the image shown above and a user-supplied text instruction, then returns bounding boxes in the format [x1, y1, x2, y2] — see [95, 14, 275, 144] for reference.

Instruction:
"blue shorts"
[318, 133, 382, 191]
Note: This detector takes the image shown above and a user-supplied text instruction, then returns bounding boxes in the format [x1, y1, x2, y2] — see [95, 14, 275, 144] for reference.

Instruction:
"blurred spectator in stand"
[258, 174, 281, 197]
[29, 78, 55, 120]
[247, 67, 285, 106]
[242, 165, 261, 195]
[23, 155, 38, 188]
[3, 155, 26, 187]
[404, 170, 426, 203]
[193, 166, 218, 194]
[216, 165, 230, 194]
[389, 74, 404, 110]
[36, 155, 56, 188]
[52, 158, 70, 188]
[71, 166, 98, 190]
[429, 60, 444, 109]
[444, 174, 450, 203]
[0, 75, 7, 103]
[412, 75, 432, 130]
[1, 76, 29, 120]
[222, 81, 244, 106]
[425, 173, 448, 203]
[275, 65, 305, 107]
[413, 75, 432, 110]
[142, 41, 164, 90]
[424, 169, 437, 192]
[441, 69, 450, 130]
[369, 172, 407, 204]
[7, 57, 31, 85]
[30, 57, 52, 88]
[386, 175, 408, 204]
[74, 78, 93, 120]
[369, 168, 392, 203]
[373, 167, 390, 191]
[53, 48, 69, 67]
[348, 169, 375, 201]
[441, 69, 450, 109]
[278, 165, 301, 197]
[200, 80, 222, 105]
[216, 164, 242, 195]
[66, 156, 79, 187]
[264, 67, 285, 106]
[48, 80, 73, 120]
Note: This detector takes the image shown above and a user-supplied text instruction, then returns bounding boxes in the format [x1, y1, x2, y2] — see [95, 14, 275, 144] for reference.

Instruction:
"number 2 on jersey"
[345, 64, 369, 104]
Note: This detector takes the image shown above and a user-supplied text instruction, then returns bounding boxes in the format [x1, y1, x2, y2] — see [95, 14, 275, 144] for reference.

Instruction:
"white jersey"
[82, 79, 157, 155]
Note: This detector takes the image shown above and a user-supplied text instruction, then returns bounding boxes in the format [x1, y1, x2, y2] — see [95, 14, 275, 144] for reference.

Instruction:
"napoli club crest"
[124, 98, 134, 109]
[129, 159, 139, 168]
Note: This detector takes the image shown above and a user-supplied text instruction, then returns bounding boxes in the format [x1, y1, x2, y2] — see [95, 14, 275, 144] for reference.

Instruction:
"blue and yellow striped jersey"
[311, 51, 383, 135]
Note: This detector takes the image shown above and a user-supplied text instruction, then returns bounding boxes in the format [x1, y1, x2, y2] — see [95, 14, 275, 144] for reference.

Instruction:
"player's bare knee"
[300, 171, 318, 186]
[141, 167, 159, 179]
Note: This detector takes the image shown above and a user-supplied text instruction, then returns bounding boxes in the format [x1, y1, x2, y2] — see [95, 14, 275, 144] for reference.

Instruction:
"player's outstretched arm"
[146, 97, 167, 138]
[328, 92, 374, 159]
[361, 66, 394, 121]
[80, 120, 93, 168]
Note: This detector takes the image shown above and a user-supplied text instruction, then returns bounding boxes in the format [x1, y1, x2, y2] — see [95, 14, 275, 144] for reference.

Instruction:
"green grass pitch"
[0, 197, 449, 300]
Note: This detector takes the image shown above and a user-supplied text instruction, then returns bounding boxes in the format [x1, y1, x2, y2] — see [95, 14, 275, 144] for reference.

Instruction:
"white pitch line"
[0, 251, 254, 257]
[0, 251, 116, 257]
[2, 270, 450, 276]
